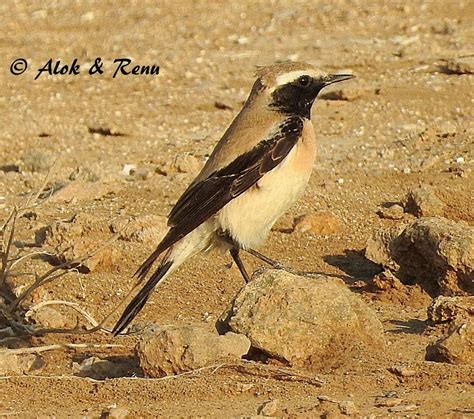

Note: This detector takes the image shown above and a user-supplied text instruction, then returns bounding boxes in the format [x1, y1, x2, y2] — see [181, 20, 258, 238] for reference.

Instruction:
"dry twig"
[0, 170, 126, 337]
[0, 342, 124, 356]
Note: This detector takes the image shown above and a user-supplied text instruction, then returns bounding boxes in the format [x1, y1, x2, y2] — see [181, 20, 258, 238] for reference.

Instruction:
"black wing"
[135, 116, 304, 280]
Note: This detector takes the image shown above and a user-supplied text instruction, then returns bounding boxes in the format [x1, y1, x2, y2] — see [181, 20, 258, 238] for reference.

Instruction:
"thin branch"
[9, 233, 120, 311]
[0, 207, 15, 233]
[0, 359, 325, 387]
[20, 161, 56, 212]
[230, 359, 324, 386]
[9, 251, 54, 271]
[0, 343, 124, 356]
[0, 207, 17, 287]
[25, 300, 100, 328]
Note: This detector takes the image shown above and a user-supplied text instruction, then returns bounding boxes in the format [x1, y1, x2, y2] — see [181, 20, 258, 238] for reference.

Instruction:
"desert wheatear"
[113, 61, 354, 335]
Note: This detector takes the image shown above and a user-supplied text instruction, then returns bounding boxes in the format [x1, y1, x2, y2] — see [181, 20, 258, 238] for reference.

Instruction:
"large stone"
[426, 321, 473, 365]
[428, 296, 474, 324]
[0, 353, 43, 375]
[136, 325, 251, 377]
[402, 185, 444, 217]
[365, 217, 474, 295]
[219, 270, 385, 371]
[365, 223, 408, 270]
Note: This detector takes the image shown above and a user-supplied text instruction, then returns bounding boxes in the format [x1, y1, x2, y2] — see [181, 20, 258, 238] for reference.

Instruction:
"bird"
[112, 61, 354, 335]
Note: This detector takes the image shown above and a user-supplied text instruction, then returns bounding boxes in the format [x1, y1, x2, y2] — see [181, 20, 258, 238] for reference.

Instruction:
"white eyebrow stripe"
[275, 69, 326, 86]
[275, 70, 310, 86]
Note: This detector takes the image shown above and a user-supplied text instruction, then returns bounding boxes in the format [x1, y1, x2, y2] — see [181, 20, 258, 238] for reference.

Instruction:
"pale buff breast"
[217, 120, 316, 249]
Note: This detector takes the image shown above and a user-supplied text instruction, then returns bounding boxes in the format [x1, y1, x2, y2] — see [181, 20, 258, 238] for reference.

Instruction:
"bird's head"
[249, 61, 354, 119]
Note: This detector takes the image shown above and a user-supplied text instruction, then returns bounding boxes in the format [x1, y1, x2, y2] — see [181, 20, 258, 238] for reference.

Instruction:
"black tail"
[112, 261, 173, 336]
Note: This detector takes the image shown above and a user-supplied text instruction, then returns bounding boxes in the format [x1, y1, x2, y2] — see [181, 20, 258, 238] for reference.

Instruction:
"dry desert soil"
[0, 1, 473, 417]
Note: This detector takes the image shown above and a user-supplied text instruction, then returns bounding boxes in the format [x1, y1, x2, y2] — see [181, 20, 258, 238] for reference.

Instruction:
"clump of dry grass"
[0, 175, 122, 340]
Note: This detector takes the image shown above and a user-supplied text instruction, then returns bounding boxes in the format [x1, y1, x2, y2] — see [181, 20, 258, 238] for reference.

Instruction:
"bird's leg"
[245, 248, 285, 270]
[229, 247, 250, 283]
[245, 248, 320, 278]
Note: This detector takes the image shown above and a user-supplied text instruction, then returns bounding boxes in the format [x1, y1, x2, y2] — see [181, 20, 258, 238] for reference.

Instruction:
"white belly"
[217, 130, 315, 249]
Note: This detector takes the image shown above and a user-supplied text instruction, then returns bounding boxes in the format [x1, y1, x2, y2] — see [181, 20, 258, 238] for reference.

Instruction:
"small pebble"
[439, 120, 457, 137]
[377, 204, 404, 220]
[375, 397, 404, 407]
[318, 395, 338, 403]
[102, 406, 129, 419]
[388, 404, 419, 413]
[339, 400, 358, 415]
[389, 366, 416, 377]
[122, 164, 137, 176]
[442, 56, 474, 75]
[258, 399, 279, 416]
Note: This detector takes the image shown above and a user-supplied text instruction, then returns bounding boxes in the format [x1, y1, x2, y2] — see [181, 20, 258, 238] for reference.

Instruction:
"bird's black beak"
[323, 73, 355, 86]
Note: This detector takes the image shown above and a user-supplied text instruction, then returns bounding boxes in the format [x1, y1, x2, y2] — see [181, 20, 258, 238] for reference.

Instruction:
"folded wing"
[135, 116, 304, 280]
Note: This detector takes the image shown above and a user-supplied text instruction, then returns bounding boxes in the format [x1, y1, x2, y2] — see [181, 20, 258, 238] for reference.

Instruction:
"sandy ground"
[0, 0, 473, 417]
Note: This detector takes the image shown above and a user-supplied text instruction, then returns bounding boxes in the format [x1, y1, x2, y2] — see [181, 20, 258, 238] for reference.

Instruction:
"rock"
[437, 121, 457, 138]
[318, 396, 339, 403]
[388, 404, 419, 413]
[0, 353, 43, 375]
[88, 126, 124, 136]
[51, 237, 122, 273]
[38, 214, 122, 273]
[320, 88, 361, 101]
[402, 185, 444, 217]
[377, 204, 405, 220]
[28, 306, 71, 329]
[156, 154, 202, 176]
[122, 165, 149, 181]
[375, 397, 404, 407]
[214, 101, 233, 110]
[365, 217, 474, 295]
[396, 122, 427, 137]
[426, 321, 473, 365]
[365, 223, 407, 270]
[121, 164, 137, 176]
[442, 56, 474, 75]
[370, 270, 404, 291]
[338, 401, 358, 416]
[102, 406, 129, 419]
[173, 154, 201, 174]
[293, 211, 343, 235]
[136, 325, 251, 377]
[73, 356, 126, 380]
[428, 296, 474, 323]
[388, 366, 416, 377]
[258, 399, 280, 416]
[110, 215, 167, 244]
[48, 180, 116, 203]
[219, 270, 385, 371]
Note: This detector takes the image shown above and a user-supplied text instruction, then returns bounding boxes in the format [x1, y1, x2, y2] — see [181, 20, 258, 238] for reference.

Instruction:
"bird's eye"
[297, 75, 311, 87]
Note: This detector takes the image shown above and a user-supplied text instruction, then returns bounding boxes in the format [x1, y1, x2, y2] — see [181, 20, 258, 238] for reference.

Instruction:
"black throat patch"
[270, 80, 324, 119]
